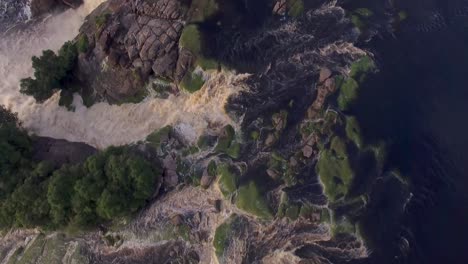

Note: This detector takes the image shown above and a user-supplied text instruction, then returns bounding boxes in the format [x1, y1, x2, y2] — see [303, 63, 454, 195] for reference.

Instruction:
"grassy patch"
[217, 163, 238, 198]
[316, 136, 355, 202]
[235, 181, 272, 219]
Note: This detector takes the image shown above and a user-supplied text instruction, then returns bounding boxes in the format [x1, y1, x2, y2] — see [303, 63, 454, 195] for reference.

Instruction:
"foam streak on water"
[0, 0, 243, 149]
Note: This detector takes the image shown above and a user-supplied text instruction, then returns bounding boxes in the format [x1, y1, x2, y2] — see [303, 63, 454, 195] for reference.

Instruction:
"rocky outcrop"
[75, 0, 189, 103]
[30, 0, 83, 17]
[32, 136, 97, 168]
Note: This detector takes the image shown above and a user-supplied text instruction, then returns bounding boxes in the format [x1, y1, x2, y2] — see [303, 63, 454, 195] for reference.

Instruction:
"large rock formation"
[32, 136, 97, 168]
[75, 0, 190, 103]
[30, 0, 83, 17]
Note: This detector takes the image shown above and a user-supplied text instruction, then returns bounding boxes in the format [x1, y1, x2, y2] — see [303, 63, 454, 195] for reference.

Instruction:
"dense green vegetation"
[20, 41, 79, 103]
[0, 106, 161, 230]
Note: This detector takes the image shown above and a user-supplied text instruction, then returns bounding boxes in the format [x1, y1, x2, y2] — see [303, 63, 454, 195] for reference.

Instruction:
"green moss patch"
[217, 163, 238, 198]
[316, 136, 355, 202]
[213, 215, 241, 260]
[337, 77, 359, 111]
[180, 25, 202, 55]
[95, 13, 111, 28]
[76, 34, 89, 53]
[146, 126, 172, 148]
[215, 125, 241, 159]
[287, 0, 304, 17]
[235, 181, 272, 219]
[350, 56, 376, 82]
[345, 116, 363, 148]
[181, 70, 205, 93]
[189, 0, 219, 22]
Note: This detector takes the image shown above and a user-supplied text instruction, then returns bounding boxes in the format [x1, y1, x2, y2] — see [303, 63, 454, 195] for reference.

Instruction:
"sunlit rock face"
[75, 0, 189, 103]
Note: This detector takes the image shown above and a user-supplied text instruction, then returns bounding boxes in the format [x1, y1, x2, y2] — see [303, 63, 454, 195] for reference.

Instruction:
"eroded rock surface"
[76, 0, 189, 103]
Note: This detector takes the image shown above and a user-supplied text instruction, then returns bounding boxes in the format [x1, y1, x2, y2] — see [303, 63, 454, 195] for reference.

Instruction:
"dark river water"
[348, 0, 468, 263]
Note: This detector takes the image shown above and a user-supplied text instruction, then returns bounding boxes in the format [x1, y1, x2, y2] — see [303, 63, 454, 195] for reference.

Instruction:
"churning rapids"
[0, 0, 243, 149]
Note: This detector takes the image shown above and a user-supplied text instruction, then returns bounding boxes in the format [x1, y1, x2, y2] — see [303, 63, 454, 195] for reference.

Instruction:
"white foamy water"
[0, 0, 244, 149]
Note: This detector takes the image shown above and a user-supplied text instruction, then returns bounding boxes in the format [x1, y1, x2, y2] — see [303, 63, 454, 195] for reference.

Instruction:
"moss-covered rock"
[287, 0, 304, 17]
[215, 125, 241, 159]
[235, 181, 272, 219]
[316, 136, 355, 202]
[350, 56, 376, 82]
[213, 215, 242, 260]
[188, 0, 219, 23]
[146, 126, 172, 148]
[217, 163, 238, 198]
[76, 34, 89, 54]
[337, 77, 359, 110]
[345, 116, 363, 148]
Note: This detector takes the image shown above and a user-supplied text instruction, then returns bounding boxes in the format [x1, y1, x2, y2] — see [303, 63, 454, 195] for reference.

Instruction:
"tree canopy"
[0, 106, 161, 230]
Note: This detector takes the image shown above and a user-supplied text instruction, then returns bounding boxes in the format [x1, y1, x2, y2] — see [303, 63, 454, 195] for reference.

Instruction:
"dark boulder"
[31, 136, 97, 168]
